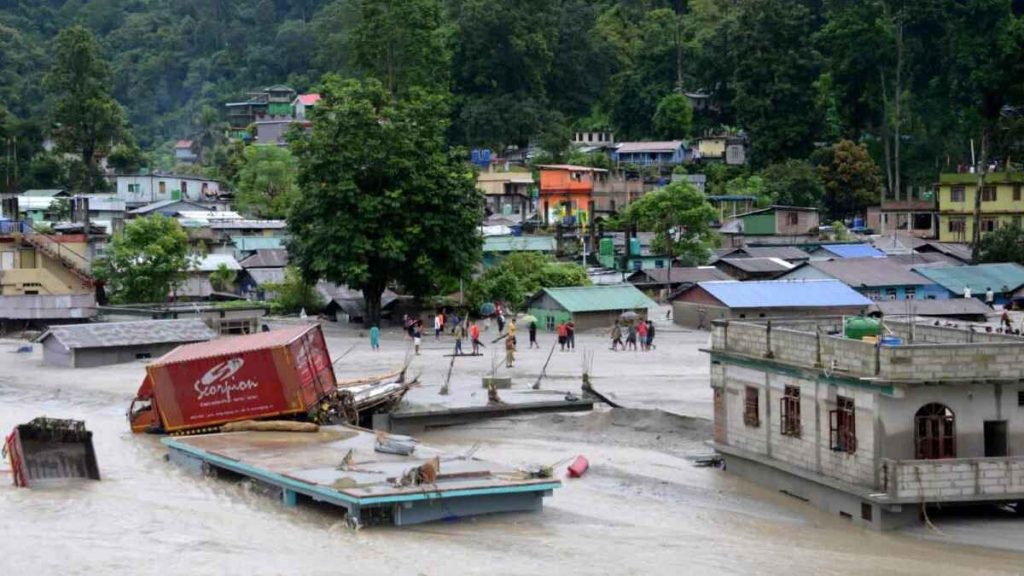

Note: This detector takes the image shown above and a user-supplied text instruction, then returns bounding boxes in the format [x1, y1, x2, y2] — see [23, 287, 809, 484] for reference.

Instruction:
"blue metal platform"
[162, 426, 559, 527]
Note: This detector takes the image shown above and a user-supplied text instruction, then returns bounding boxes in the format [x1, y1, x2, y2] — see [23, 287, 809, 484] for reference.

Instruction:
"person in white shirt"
[964, 286, 972, 299]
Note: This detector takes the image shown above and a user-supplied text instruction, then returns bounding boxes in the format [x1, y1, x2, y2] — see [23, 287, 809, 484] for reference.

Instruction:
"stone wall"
[884, 457, 1024, 500]
[885, 320, 1022, 345]
[820, 334, 878, 375]
[878, 342, 1024, 381]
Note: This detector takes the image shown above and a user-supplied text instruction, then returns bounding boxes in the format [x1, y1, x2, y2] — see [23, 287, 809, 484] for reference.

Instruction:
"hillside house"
[611, 141, 689, 168]
[538, 165, 608, 228]
[477, 170, 534, 218]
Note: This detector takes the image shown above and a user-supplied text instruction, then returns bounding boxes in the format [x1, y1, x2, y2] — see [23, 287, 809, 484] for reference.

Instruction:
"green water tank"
[629, 237, 641, 256]
[844, 316, 881, 340]
[600, 237, 614, 256]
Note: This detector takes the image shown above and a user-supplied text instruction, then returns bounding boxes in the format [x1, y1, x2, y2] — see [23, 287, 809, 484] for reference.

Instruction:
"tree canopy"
[93, 215, 193, 304]
[466, 252, 590, 313]
[288, 76, 483, 326]
[235, 145, 299, 219]
[625, 180, 718, 266]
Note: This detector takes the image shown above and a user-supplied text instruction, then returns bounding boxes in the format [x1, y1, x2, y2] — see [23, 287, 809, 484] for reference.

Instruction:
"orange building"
[537, 165, 608, 228]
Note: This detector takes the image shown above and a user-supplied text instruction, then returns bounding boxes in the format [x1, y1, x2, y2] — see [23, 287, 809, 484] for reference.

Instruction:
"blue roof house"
[611, 141, 690, 167]
[671, 279, 872, 329]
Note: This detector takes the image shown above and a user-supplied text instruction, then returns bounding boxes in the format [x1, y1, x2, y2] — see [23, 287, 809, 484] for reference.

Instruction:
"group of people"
[555, 321, 576, 351]
[610, 320, 656, 351]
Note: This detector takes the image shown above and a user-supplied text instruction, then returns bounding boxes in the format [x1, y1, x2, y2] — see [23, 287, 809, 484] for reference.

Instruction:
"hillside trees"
[45, 25, 127, 192]
[93, 215, 193, 303]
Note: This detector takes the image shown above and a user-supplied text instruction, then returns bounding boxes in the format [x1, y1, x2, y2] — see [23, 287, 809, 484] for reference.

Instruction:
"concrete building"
[720, 206, 820, 241]
[778, 258, 947, 301]
[292, 93, 321, 120]
[937, 172, 1024, 242]
[526, 284, 657, 332]
[36, 319, 216, 368]
[708, 316, 1024, 530]
[611, 141, 690, 168]
[476, 170, 534, 218]
[115, 174, 225, 206]
[672, 280, 872, 329]
[174, 140, 197, 164]
[0, 222, 96, 327]
[538, 165, 608, 228]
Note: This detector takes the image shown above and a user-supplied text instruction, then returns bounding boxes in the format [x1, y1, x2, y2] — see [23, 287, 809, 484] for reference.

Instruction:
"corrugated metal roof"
[246, 267, 286, 286]
[232, 236, 285, 252]
[22, 189, 68, 197]
[38, 319, 215, 350]
[727, 246, 811, 261]
[194, 254, 242, 272]
[885, 253, 963, 268]
[615, 140, 684, 154]
[913, 263, 1024, 294]
[696, 280, 873, 308]
[719, 257, 794, 273]
[240, 249, 289, 269]
[918, 242, 973, 262]
[788, 258, 935, 288]
[150, 325, 317, 366]
[819, 244, 887, 258]
[129, 200, 210, 215]
[534, 284, 657, 313]
[628, 267, 732, 285]
[483, 235, 556, 253]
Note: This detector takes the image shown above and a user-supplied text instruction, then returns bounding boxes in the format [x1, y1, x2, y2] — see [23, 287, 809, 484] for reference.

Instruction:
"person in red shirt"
[637, 320, 649, 351]
[557, 321, 568, 351]
[470, 322, 481, 354]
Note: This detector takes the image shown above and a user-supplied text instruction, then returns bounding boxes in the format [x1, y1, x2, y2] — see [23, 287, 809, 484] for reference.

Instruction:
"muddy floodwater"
[2, 318, 1024, 575]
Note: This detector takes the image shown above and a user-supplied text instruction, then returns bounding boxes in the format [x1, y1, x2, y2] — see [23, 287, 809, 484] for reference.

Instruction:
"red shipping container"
[130, 325, 337, 433]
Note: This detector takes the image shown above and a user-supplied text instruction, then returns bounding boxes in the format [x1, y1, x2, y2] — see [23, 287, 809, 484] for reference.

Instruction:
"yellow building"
[0, 223, 96, 323]
[937, 172, 1024, 242]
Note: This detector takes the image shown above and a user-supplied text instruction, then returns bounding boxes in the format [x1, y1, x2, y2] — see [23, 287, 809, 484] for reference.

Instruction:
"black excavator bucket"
[3, 417, 100, 487]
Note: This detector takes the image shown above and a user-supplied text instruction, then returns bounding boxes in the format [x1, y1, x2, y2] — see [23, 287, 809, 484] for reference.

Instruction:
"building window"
[981, 185, 997, 202]
[981, 218, 998, 233]
[915, 403, 956, 459]
[829, 396, 857, 454]
[950, 185, 965, 202]
[780, 385, 801, 437]
[786, 212, 799, 225]
[744, 386, 760, 427]
[1014, 184, 1022, 202]
[863, 289, 881, 301]
[885, 288, 897, 300]
[905, 286, 916, 300]
[861, 503, 873, 522]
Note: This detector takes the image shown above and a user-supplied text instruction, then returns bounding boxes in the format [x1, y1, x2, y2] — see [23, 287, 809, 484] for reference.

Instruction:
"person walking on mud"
[626, 322, 638, 351]
[557, 321, 568, 351]
[566, 321, 576, 350]
[413, 321, 423, 355]
[505, 332, 516, 368]
[470, 321, 481, 354]
[637, 320, 648, 351]
[529, 320, 538, 349]
[453, 321, 465, 356]
[369, 325, 380, 351]
[610, 323, 623, 351]
[646, 320, 656, 350]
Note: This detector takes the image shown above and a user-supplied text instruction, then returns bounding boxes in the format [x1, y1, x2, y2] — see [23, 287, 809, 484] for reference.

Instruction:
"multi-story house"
[708, 317, 1024, 530]
[937, 172, 1024, 242]
[476, 169, 534, 219]
[537, 164, 608, 228]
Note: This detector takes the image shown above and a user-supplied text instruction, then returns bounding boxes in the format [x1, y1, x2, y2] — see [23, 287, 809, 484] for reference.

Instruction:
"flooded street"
[2, 321, 1023, 575]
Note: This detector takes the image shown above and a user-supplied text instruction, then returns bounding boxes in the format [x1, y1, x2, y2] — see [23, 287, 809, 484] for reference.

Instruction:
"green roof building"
[913, 263, 1024, 305]
[526, 284, 658, 332]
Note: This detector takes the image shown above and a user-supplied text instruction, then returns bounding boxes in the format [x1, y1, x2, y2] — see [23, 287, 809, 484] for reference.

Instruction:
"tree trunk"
[363, 281, 385, 328]
[893, 21, 904, 210]
[880, 69, 894, 200]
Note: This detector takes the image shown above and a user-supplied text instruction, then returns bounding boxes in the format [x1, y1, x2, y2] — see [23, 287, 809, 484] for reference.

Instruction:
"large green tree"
[93, 215, 193, 304]
[289, 76, 483, 326]
[731, 0, 822, 166]
[818, 139, 883, 220]
[235, 145, 299, 219]
[625, 180, 718, 266]
[467, 252, 589, 312]
[45, 26, 126, 193]
[975, 224, 1024, 266]
[761, 159, 825, 209]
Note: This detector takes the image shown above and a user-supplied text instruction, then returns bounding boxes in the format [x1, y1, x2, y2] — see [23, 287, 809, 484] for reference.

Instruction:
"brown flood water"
[1, 327, 1023, 575]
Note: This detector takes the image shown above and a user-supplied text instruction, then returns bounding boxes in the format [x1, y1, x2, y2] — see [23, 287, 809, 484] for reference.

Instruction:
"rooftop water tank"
[844, 316, 881, 340]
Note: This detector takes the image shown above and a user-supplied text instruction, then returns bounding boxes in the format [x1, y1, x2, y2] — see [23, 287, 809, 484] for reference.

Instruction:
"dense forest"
[1, 0, 1023, 199]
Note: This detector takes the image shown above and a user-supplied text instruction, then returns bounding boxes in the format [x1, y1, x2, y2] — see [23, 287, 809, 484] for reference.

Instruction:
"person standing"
[453, 321, 465, 355]
[497, 313, 506, 333]
[637, 320, 648, 351]
[557, 321, 568, 351]
[985, 287, 995, 308]
[626, 322, 638, 351]
[434, 313, 442, 340]
[369, 325, 380, 351]
[566, 321, 576, 350]
[1001, 309, 1013, 331]
[505, 332, 516, 368]
[610, 323, 623, 351]
[470, 322, 481, 354]
[529, 321, 538, 349]
[508, 318, 517, 342]
[646, 320, 656, 350]
[413, 321, 423, 355]
[963, 285, 972, 299]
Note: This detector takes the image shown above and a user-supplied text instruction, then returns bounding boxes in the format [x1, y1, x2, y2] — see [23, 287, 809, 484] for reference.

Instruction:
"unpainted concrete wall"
[885, 457, 1024, 500]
